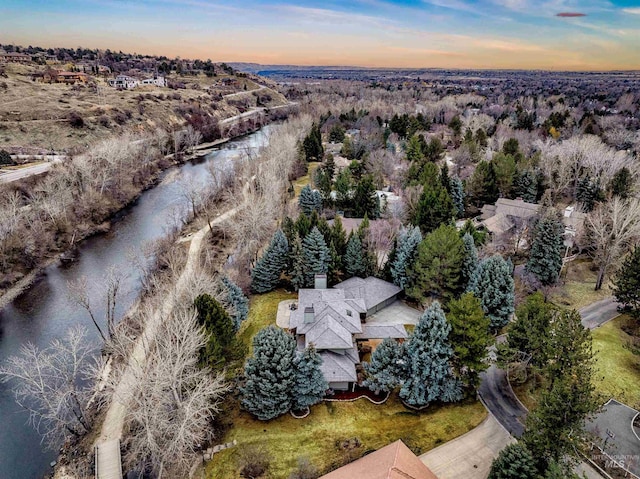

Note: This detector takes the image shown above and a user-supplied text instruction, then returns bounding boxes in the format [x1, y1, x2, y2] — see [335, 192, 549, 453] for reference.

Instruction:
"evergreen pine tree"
[467, 255, 515, 331]
[194, 294, 237, 368]
[449, 176, 465, 217]
[302, 227, 330, 287]
[526, 214, 564, 286]
[302, 123, 324, 162]
[241, 326, 297, 420]
[344, 234, 367, 278]
[488, 443, 538, 479]
[406, 225, 464, 305]
[353, 174, 380, 219]
[221, 276, 249, 331]
[399, 301, 462, 408]
[251, 229, 289, 293]
[613, 246, 640, 319]
[299, 185, 322, 216]
[505, 292, 555, 369]
[363, 338, 405, 394]
[330, 215, 348, 257]
[292, 346, 327, 411]
[390, 226, 423, 289]
[576, 175, 602, 212]
[446, 293, 491, 390]
[609, 167, 632, 199]
[411, 184, 455, 234]
[516, 169, 538, 203]
[290, 235, 306, 291]
[295, 212, 312, 239]
[460, 233, 479, 290]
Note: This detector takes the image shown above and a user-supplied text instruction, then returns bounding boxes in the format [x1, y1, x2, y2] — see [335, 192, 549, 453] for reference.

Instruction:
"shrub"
[0, 149, 13, 165]
[68, 111, 84, 128]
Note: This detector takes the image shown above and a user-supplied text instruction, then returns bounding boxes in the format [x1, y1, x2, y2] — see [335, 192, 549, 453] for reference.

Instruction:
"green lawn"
[238, 290, 297, 354]
[205, 397, 486, 479]
[206, 290, 487, 478]
[292, 162, 321, 198]
[592, 316, 640, 409]
[551, 259, 612, 311]
[511, 316, 640, 412]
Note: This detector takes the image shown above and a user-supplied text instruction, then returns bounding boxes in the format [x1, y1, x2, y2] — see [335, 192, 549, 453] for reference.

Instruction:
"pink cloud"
[556, 12, 587, 17]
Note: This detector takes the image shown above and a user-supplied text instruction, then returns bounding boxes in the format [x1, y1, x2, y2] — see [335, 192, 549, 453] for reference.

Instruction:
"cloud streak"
[556, 12, 587, 17]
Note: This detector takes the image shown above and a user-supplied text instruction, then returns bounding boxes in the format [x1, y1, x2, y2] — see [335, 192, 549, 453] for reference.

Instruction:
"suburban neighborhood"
[1, 3, 640, 478]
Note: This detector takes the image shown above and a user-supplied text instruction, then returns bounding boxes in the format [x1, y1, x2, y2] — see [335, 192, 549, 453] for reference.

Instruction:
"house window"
[346, 310, 352, 317]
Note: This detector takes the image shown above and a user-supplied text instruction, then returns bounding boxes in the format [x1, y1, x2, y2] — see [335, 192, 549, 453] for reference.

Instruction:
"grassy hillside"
[0, 63, 287, 152]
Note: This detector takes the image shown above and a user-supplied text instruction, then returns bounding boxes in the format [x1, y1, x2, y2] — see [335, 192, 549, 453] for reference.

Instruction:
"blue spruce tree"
[344, 234, 367, 278]
[399, 302, 462, 408]
[467, 255, 515, 331]
[221, 276, 249, 331]
[302, 227, 330, 287]
[298, 185, 322, 216]
[292, 345, 327, 411]
[363, 338, 405, 394]
[460, 233, 479, 290]
[251, 229, 289, 293]
[525, 215, 564, 286]
[241, 326, 297, 420]
[449, 176, 465, 217]
[390, 226, 422, 289]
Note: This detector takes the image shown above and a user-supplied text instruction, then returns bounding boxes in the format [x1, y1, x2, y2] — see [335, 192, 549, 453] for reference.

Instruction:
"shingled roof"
[319, 440, 439, 479]
[334, 277, 402, 311]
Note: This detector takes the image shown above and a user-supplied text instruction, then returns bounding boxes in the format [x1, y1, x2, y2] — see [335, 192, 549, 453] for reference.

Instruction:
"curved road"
[477, 296, 623, 479]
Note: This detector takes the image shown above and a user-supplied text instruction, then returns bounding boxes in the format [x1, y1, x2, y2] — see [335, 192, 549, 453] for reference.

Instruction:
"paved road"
[420, 414, 515, 479]
[0, 161, 58, 183]
[476, 296, 625, 478]
[587, 400, 640, 477]
[580, 297, 621, 330]
[478, 366, 526, 437]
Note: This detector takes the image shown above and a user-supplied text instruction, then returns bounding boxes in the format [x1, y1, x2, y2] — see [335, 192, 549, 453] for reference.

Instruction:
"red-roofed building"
[319, 440, 439, 479]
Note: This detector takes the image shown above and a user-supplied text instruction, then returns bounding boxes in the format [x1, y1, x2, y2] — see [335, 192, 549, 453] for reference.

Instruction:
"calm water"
[0, 127, 270, 479]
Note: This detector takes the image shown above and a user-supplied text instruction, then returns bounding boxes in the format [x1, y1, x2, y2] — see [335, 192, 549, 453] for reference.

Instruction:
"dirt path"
[96, 206, 240, 443]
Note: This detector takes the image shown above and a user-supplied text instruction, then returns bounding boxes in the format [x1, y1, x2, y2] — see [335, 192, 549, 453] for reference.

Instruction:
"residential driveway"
[420, 414, 515, 479]
[580, 297, 621, 330]
[478, 365, 527, 437]
[586, 399, 640, 477]
[366, 300, 421, 326]
[276, 300, 296, 329]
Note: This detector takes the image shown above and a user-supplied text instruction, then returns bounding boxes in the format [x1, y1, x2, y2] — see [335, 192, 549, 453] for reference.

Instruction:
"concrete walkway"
[420, 414, 514, 479]
[276, 299, 296, 328]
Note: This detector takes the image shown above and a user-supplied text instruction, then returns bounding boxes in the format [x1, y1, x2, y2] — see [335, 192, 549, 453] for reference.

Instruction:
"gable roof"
[334, 277, 402, 311]
[306, 319, 354, 350]
[482, 212, 514, 235]
[319, 349, 358, 383]
[319, 440, 439, 479]
[355, 324, 408, 340]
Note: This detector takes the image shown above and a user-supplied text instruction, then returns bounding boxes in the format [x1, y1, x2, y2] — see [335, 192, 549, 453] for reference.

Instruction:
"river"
[0, 127, 271, 479]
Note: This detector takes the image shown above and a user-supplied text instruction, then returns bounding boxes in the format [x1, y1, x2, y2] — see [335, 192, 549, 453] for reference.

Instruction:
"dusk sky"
[1, 0, 639, 70]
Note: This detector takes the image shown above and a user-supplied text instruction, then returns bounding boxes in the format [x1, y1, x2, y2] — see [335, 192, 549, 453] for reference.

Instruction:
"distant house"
[108, 75, 165, 89]
[289, 275, 406, 391]
[33, 70, 89, 84]
[108, 75, 139, 89]
[140, 76, 166, 87]
[479, 198, 586, 250]
[319, 440, 439, 479]
[0, 52, 32, 64]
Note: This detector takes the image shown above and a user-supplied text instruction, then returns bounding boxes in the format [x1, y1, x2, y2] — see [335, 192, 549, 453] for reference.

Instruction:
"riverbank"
[0, 119, 272, 311]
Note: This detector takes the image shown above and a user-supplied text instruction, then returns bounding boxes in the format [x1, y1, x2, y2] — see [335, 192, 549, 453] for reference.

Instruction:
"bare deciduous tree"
[67, 267, 124, 341]
[122, 308, 228, 478]
[0, 326, 97, 448]
[585, 197, 640, 290]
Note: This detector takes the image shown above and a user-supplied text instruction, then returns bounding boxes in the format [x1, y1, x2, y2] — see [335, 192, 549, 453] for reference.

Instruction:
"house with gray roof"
[289, 274, 406, 391]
